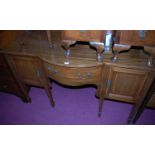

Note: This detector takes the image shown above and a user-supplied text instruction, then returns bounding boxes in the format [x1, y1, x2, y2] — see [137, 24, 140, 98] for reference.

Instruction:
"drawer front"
[44, 63, 102, 86]
[62, 30, 105, 42]
[0, 79, 20, 95]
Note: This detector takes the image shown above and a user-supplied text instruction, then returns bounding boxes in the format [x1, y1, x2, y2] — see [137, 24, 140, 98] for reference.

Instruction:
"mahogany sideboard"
[0, 30, 155, 124]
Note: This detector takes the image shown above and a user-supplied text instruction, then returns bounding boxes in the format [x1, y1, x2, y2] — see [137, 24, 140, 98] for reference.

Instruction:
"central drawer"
[44, 63, 102, 86]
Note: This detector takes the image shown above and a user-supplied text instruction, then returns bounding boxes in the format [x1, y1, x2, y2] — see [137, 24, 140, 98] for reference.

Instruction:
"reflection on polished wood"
[113, 30, 155, 67]
[61, 30, 106, 61]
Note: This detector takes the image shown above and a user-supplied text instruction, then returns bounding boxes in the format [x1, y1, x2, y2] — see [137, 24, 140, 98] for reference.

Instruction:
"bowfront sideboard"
[0, 30, 155, 124]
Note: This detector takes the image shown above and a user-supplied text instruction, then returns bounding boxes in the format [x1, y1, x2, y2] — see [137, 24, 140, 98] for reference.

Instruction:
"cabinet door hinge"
[107, 79, 111, 94]
[36, 68, 41, 77]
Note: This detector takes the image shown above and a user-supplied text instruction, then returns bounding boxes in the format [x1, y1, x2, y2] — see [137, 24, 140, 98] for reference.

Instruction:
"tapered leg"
[127, 105, 138, 124]
[21, 95, 31, 103]
[127, 78, 155, 124]
[98, 96, 104, 117]
[36, 58, 55, 107]
[97, 82, 105, 117]
[44, 81, 55, 107]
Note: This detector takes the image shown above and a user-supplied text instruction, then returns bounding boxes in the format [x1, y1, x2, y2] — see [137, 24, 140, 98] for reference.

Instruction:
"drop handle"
[87, 72, 92, 77]
[77, 72, 92, 79]
[36, 69, 41, 77]
[77, 72, 82, 79]
[107, 79, 111, 95]
[47, 66, 58, 74]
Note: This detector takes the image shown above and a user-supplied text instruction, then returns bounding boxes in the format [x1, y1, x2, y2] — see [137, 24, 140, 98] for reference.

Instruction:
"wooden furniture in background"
[0, 31, 23, 49]
[46, 30, 53, 48]
[112, 30, 155, 67]
[61, 30, 106, 61]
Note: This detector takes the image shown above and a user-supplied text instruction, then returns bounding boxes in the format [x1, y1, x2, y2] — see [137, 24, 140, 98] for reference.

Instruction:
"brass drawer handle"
[77, 72, 82, 79]
[87, 72, 92, 77]
[77, 72, 92, 79]
[47, 66, 58, 74]
[36, 69, 41, 77]
[107, 79, 111, 95]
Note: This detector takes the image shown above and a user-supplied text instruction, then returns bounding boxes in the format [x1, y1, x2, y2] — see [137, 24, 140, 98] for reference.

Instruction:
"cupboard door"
[6, 54, 55, 107]
[10, 55, 42, 86]
[105, 67, 149, 103]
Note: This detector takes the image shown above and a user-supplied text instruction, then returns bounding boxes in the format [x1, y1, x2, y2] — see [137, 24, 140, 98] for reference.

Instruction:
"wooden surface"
[0, 30, 155, 123]
[105, 66, 150, 103]
[61, 30, 105, 61]
[147, 93, 155, 108]
[113, 30, 155, 67]
[0, 30, 24, 49]
[62, 30, 105, 42]
[128, 77, 155, 123]
[0, 52, 31, 102]
[2, 31, 154, 69]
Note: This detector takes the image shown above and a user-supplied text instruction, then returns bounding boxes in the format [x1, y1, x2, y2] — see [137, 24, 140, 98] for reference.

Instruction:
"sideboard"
[0, 30, 155, 124]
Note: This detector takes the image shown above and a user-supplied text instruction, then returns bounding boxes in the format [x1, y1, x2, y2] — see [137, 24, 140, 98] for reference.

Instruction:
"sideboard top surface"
[0, 30, 155, 71]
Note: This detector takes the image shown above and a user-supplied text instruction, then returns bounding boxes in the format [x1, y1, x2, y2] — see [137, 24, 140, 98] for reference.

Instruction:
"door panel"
[106, 67, 149, 103]
[10, 55, 41, 86]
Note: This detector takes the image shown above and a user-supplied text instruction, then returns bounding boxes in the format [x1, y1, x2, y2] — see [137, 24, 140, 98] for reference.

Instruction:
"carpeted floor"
[0, 82, 155, 125]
